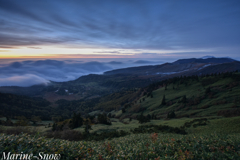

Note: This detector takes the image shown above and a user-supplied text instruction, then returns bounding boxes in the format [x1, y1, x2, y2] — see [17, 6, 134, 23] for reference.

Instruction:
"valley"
[1, 57, 240, 159]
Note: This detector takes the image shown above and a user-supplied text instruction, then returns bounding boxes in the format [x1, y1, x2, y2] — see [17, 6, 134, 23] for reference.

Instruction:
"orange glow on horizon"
[0, 55, 128, 59]
[0, 46, 137, 59]
[0, 46, 214, 59]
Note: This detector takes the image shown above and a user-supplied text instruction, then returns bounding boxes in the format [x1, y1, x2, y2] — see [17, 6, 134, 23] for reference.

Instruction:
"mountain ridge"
[0, 57, 239, 100]
[104, 57, 238, 76]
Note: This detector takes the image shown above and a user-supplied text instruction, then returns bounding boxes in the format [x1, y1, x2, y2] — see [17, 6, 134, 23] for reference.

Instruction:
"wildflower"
[98, 154, 103, 160]
[154, 156, 160, 160]
[145, 143, 150, 151]
[151, 133, 158, 143]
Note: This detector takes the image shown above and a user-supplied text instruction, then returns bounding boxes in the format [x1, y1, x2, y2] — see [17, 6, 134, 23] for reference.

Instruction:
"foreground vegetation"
[1, 116, 240, 159]
[1, 132, 240, 159]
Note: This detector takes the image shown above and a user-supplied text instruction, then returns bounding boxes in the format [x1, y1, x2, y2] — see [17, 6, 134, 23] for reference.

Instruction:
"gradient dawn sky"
[0, 0, 240, 59]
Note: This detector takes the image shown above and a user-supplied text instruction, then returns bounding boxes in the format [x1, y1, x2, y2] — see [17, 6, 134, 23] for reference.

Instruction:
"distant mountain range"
[104, 57, 239, 76]
[0, 57, 239, 99]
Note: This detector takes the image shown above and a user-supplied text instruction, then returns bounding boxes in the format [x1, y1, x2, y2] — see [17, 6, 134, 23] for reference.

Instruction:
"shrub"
[131, 125, 187, 135]
[136, 113, 150, 124]
[98, 113, 111, 125]
[69, 113, 83, 129]
[181, 118, 209, 129]
[167, 111, 176, 119]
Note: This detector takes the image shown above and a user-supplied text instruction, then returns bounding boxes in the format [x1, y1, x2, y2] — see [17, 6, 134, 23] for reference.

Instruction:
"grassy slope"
[74, 116, 240, 136]
[119, 75, 240, 119]
[189, 116, 240, 134]
[81, 74, 240, 135]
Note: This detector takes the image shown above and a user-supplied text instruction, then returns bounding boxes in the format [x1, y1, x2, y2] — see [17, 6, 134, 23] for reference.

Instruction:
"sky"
[0, 0, 240, 86]
[0, 0, 239, 59]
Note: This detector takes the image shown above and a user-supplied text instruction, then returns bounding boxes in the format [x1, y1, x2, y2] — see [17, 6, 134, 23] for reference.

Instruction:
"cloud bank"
[0, 59, 163, 87]
[0, 74, 49, 87]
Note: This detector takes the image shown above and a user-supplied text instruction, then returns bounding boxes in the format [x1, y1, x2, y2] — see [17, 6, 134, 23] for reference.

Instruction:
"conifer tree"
[151, 94, 153, 98]
[70, 113, 83, 129]
[181, 95, 187, 103]
[137, 113, 150, 124]
[205, 87, 211, 94]
[161, 95, 166, 105]
[151, 113, 155, 119]
[167, 111, 176, 119]
[84, 119, 92, 134]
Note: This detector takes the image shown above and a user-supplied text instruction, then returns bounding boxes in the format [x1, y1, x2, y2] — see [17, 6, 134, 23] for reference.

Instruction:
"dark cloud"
[0, 0, 239, 57]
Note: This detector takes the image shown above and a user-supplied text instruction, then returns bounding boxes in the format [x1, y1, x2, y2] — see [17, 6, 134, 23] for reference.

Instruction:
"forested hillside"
[110, 71, 240, 120]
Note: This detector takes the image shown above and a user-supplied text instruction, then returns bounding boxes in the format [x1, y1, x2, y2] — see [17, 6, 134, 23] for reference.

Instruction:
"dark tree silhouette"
[70, 113, 83, 129]
[122, 108, 126, 113]
[98, 113, 111, 125]
[161, 95, 166, 105]
[167, 111, 176, 119]
[137, 113, 150, 124]
[181, 95, 187, 103]
[151, 94, 153, 98]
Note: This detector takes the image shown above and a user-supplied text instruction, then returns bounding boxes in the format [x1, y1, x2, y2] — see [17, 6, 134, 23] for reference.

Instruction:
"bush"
[131, 125, 187, 135]
[136, 113, 150, 124]
[69, 113, 83, 129]
[179, 95, 187, 103]
[98, 113, 111, 125]
[181, 118, 209, 129]
[167, 111, 176, 119]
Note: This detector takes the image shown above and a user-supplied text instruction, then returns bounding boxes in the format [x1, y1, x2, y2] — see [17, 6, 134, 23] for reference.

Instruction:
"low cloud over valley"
[0, 59, 162, 87]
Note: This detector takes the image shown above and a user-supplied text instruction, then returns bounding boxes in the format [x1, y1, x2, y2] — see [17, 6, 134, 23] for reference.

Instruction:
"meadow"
[1, 116, 240, 159]
[1, 132, 240, 159]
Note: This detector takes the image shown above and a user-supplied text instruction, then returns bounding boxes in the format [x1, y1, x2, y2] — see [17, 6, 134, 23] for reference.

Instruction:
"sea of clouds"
[0, 59, 165, 87]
